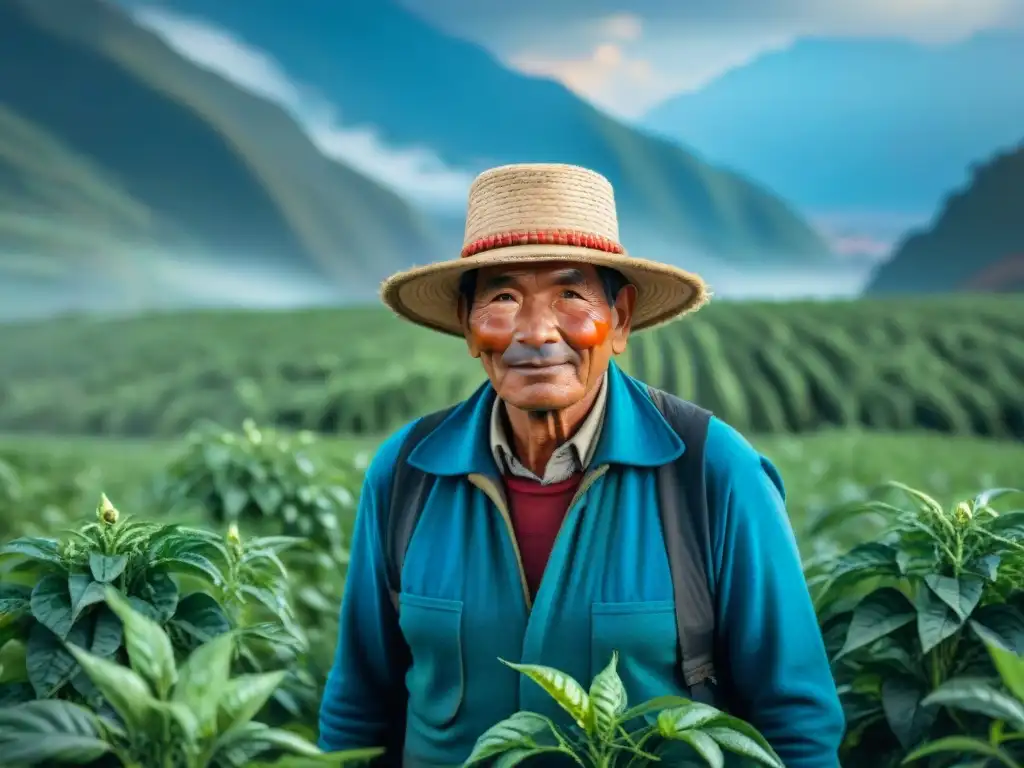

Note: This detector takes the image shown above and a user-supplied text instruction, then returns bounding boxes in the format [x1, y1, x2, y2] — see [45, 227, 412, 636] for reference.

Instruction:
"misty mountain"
[643, 33, 1024, 217]
[139, 0, 835, 272]
[0, 0, 443, 317]
[865, 142, 1024, 294]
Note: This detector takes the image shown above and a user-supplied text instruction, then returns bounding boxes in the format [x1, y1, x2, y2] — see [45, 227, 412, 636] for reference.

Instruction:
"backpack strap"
[646, 386, 717, 705]
[384, 405, 458, 609]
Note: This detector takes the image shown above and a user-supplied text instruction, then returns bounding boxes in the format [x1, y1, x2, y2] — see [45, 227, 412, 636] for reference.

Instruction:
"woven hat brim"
[380, 244, 710, 338]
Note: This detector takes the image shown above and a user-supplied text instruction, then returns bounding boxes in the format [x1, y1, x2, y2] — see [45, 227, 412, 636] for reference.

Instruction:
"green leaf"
[30, 575, 74, 639]
[499, 659, 589, 727]
[972, 604, 1024, 654]
[219, 671, 287, 732]
[88, 606, 124, 657]
[830, 543, 901, 580]
[618, 694, 693, 724]
[103, 589, 178, 699]
[68, 574, 106, 624]
[0, 699, 111, 764]
[963, 554, 1001, 582]
[588, 651, 626, 736]
[26, 623, 78, 697]
[170, 592, 231, 645]
[705, 726, 784, 768]
[974, 622, 1024, 702]
[88, 553, 128, 583]
[837, 588, 916, 658]
[902, 735, 1018, 765]
[0, 537, 63, 567]
[922, 677, 1024, 730]
[136, 571, 179, 623]
[463, 712, 559, 765]
[924, 574, 985, 621]
[916, 586, 964, 653]
[0, 639, 27, 684]
[66, 644, 158, 732]
[672, 731, 724, 768]
[173, 630, 235, 736]
[881, 675, 938, 750]
[657, 701, 723, 735]
[0, 583, 31, 615]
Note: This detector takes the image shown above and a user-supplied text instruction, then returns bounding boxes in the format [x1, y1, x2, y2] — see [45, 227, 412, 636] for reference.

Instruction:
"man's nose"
[514, 301, 560, 347]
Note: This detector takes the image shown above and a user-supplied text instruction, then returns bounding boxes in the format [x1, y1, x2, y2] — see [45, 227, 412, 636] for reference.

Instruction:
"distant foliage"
[0, 298, 1022, 439]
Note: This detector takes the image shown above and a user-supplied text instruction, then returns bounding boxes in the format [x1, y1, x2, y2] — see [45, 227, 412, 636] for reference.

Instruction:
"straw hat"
[380, 163, 709, 337]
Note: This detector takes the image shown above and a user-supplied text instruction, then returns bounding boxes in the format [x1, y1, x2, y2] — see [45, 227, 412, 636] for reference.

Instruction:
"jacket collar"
[408, 360, 685, 477]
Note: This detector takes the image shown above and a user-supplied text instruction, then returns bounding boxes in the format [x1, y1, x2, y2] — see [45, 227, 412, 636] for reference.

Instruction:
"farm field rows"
[0, 295, 1021, 438]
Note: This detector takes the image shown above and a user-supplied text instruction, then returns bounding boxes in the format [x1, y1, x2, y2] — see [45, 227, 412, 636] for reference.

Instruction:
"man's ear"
[610, 283, 636, 355]
[458, 297, 482, 358]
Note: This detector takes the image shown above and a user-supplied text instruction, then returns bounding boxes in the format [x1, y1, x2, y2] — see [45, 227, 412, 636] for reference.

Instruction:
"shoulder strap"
[646, 386, 717, 703]
[384, 405, 458, 607]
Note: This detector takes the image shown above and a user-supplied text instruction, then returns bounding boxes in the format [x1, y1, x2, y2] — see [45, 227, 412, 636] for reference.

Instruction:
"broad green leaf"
[974, 622, 1024, 702]
[921, 678, 1024, 730]
[672, 731, 724, 768]
[173, 630, 236, 736]
[705, 726, 784, 768]
[136, 571, 179, 623]
[618, 694, 699, 724]
[916, 586, 964, 653]
[881, 675, 937, 750]
[837, 588, 915, 658]
[830, 543, 900, 580]
[924, 574, 985, 621]
[103, 589, 177, 699]
[88, 553, 128, 583]
[0, 583, 31, 615]
[464, 711, 556, 765]
[0, 731, 110, 764]
[68, 574, 106, 624]
[500, 659, 589, 727]
[67, 644, 157, 732]
[657, 702, 723, 735]
[492, 748, 562, 768]
[963, 554, 1001, 582]
[588, 651, 626, 736]
[0, 537, 63, 567]
[902, 735, 1017, 765]
[30, 575, 74, 639]
[88, 606, 124, 657]
[26, 623, 78, 697]
[0, 639, 26, 683]
[972, 604, 1024, 655]
[219, 670, 287, 732]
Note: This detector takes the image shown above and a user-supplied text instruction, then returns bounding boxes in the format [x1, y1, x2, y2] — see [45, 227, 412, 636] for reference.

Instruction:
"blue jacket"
[319, 362, 844, 766]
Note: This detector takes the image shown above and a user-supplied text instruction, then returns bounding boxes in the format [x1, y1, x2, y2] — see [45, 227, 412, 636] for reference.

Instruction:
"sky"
[399, 0, 1024, 117]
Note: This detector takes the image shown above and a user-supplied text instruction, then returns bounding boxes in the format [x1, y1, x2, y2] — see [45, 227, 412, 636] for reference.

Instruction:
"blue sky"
[399, 0, 1024, 116]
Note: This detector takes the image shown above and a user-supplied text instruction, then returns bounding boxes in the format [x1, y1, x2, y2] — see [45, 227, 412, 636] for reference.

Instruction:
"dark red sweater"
[503, 472, 583, 598]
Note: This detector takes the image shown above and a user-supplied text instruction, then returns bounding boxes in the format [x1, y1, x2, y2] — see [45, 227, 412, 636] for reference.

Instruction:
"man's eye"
[560, 289, 583, 299]
[493, 293, 515, 302]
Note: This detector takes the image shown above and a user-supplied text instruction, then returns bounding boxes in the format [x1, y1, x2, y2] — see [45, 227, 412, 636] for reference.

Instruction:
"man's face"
[460, 262, 636, 412]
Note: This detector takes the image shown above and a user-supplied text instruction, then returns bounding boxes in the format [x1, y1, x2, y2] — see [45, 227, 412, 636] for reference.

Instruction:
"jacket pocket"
[399, 593, 465, 728]
[591, 600, 678, 710]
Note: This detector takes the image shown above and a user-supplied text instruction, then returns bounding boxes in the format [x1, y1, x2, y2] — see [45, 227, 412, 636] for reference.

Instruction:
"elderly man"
[319, 164, 844, 766]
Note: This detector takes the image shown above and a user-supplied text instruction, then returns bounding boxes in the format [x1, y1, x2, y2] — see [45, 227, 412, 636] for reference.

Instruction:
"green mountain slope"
[147, 0, 835, 270]
[0, 0, 442, 316]
[866, 143, 1024, 294]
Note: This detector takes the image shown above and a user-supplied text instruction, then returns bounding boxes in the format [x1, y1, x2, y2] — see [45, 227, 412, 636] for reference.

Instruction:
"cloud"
[132, 6, 472, 210]
[400, 0, 1022, 117]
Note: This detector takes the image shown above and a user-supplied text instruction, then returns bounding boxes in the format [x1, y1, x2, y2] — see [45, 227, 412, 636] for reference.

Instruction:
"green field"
[1, 294, 1022, 439]
[4, 428, 1021, 548]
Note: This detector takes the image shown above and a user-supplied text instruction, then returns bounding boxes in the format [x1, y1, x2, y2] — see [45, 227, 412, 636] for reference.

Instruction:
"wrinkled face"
[459, 262, 636, 412]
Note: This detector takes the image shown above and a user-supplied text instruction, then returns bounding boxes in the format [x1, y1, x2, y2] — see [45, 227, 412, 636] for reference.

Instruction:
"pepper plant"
[806, 484, 1024, 766]
[465, 652, 783, 768]
[0, 588, 382, 767]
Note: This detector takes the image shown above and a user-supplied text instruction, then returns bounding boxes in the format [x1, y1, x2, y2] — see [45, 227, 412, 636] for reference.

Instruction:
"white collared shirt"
[489, 374, 608, 485]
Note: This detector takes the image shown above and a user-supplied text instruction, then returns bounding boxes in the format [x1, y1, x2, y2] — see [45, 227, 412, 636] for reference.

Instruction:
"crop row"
[0, 295, 1021, 438]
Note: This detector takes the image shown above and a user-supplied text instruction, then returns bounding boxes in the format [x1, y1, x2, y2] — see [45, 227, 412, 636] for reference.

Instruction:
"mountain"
[137, 0, 834, 274]
[864, 143, 1024, 294]
[643, 33, 1024, 217]
[0, 0, 442, 317]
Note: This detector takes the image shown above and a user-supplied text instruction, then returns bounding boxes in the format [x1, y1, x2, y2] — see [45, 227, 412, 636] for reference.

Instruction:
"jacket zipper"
[467, 465, 609, 612]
